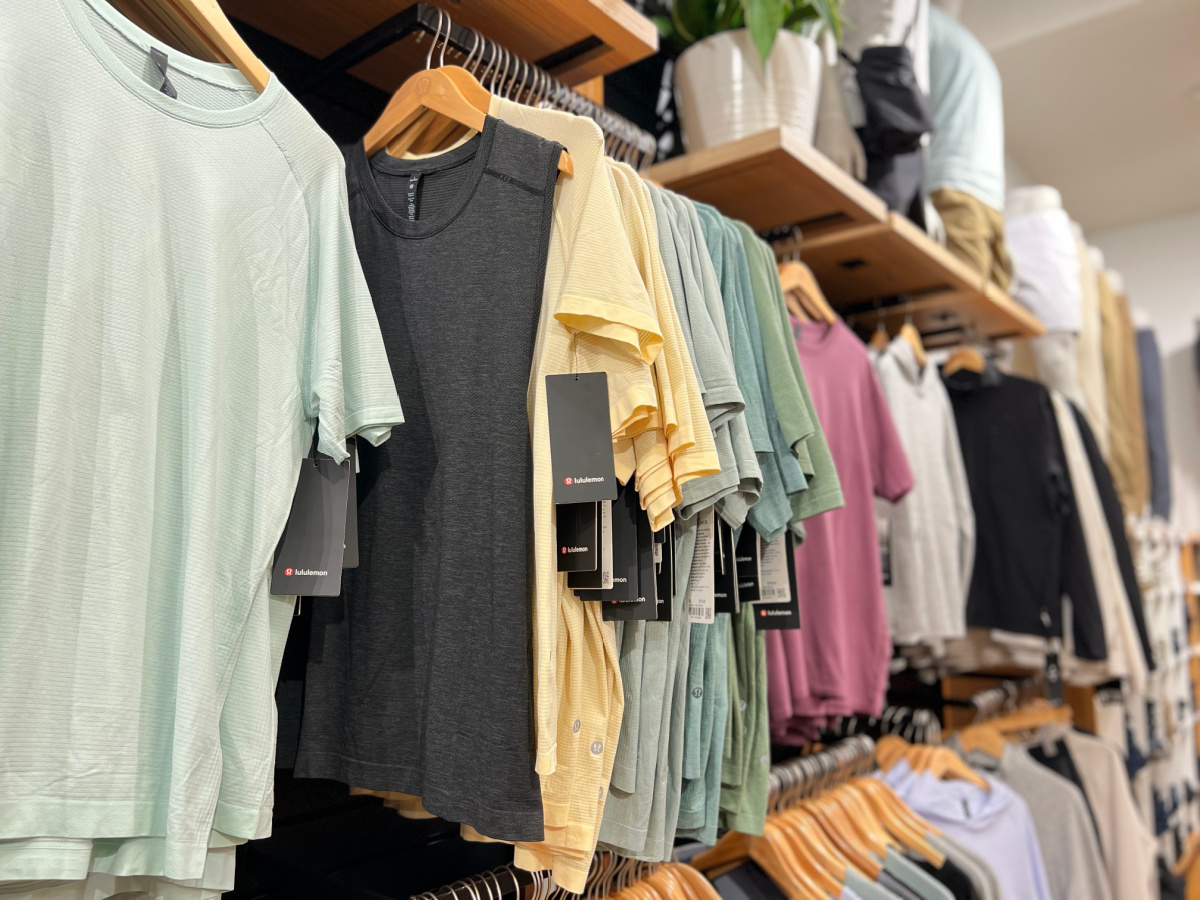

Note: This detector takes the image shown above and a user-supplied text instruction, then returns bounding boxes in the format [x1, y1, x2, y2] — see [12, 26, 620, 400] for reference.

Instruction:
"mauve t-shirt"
[767, 320, 912, 739]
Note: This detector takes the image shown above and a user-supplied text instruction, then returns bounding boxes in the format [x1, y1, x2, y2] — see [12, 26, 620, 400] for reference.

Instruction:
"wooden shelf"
[797, 213, 1045, 341]
[644, 128, 888, 236]
[222, 0, 658, 91]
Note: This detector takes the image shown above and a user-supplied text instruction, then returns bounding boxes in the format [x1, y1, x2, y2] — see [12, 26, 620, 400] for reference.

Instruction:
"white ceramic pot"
[674, 29, 823, 153]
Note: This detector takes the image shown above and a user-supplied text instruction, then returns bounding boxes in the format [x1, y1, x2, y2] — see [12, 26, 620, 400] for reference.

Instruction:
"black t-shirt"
[296, 117, 563, 841]
[944, 366, 1106, 659]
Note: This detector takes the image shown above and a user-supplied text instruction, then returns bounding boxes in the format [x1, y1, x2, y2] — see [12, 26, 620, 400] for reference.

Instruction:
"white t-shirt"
[0, 0, 403, 883]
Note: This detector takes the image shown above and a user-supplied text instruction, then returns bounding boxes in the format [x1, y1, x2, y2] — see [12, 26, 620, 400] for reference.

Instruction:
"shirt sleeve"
[866, 362, 914, 503]
[302, 159, 404, 463]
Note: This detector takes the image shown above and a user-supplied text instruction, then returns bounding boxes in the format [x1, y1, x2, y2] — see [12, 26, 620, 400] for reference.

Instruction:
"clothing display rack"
[292, 2, 656, 167]
[767, 735, 877, 811]
[820, 706, 943, 746]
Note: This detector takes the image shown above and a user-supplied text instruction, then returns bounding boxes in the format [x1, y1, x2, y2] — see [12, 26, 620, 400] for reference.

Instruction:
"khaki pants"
[931, 188, 1013, 291]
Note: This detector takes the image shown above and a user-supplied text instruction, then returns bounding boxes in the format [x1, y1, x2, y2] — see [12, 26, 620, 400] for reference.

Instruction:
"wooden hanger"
[990, 700, 1072, 735]
[846, 780, 943, 866]
[778, 261, 837, 325]
[942, 346, 987, 376]
[875, 734, 911, 773]
[869, 323, 890, 353]
[365, 65, 572, 174]
[110, 0, 269, 91]
[955, 723, 1007, 760]
[925, 747, 991, 792]
[898, 316, 926, 369]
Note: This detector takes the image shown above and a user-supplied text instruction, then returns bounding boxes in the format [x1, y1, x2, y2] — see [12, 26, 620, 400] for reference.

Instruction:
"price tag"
[688, 509, 716, 624]
[755, 533, 801, 630]
[547, 373, 618, 504]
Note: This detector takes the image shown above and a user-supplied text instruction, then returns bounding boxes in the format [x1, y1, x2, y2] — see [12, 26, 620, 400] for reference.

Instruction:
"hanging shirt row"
[0, 0, 856, 894]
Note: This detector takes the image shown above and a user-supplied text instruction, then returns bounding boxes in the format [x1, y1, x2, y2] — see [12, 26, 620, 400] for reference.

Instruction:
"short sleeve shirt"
[0, 0, 402, 881]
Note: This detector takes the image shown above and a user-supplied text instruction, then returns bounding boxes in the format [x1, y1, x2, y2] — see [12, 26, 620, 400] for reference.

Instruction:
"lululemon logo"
[760, 609, 766, 617]
[564, 477, 573, 485]
[285, 568, 294, 577]
[561, 547, 567, 554]
[590, 741, 603, 755]
[573, 720, 581, 733]
[691, 687, 703, 699]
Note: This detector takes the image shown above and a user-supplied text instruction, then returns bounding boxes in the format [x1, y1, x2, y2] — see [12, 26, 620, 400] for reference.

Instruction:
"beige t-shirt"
[489, 97, 660, 892]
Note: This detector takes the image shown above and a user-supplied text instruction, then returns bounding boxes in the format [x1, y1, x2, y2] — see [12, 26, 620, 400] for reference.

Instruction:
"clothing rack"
[293, 2, 656, 167]
[410, 852, 663, 900]
[821, 706, 943, 746]
[767, 735, 876, 812]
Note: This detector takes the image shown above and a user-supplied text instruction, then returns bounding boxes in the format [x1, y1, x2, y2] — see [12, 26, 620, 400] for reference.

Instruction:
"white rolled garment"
[1005, 207, 1083, 332]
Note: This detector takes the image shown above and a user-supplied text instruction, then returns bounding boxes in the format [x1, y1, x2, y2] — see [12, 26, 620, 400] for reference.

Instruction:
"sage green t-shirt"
[0, 0, 402, 885]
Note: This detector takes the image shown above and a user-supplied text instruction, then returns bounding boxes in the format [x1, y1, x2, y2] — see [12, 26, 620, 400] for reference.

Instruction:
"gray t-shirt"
[296, 117, 563, 841]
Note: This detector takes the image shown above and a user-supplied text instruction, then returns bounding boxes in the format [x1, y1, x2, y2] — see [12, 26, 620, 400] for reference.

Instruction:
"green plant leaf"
[808, 0, 844, 44]
[743, 0, 787, 66]
[652, 15, 675, 40]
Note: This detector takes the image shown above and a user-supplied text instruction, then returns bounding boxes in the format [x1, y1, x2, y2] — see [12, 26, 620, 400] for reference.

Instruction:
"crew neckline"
[350, 118, 497, 240]
[792, 318, 841, 353]
[60, 0, 280, 127]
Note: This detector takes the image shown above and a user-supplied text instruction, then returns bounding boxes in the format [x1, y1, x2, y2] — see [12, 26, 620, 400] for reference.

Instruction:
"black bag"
[842, 9, 933, 157]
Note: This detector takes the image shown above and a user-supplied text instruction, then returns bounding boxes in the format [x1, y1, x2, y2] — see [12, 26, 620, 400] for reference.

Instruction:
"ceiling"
[960, 0, 1200, 232]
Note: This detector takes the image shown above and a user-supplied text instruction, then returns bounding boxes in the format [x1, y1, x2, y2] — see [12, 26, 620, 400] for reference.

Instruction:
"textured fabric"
[608, 163, 720, 527]
[913, 855, 980, 900]
[1136, 329, 1171, 520]
[296, 118, 560, 841]
[927, 6, 1005, 211]
[929, 188, 1012, 291]
[884, 762, 1052, 900]
[671, 195, 762, 528]
[951, 741, 1111, 900]
[1005, 207, 1083, 332]
[875, 338, 974, 650]
[1099, 274, 1150, 517]
[695, 204, 781, 536]
[1033, 728, 1160, 900]
[944, 367, 1105, 658]
[769, 320, 912, 738]
[675, 615, 729, 844]
[719, 604, 770, 835]
[884, 848, 955, 900]
[488, 97, 661, 892]
[1069, 405, 1155, 671]
[0, 0, 402, 885]
[1076, 241, 1110, 457]
[1050, 392, 1148, 690]
[648, 188, 743, 520]
[930, 834, 1000, 900]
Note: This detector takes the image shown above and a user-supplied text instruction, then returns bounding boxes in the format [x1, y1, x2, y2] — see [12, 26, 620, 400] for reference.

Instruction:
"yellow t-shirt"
[606, 161, 720, 531]
[489, 97, 660, 892]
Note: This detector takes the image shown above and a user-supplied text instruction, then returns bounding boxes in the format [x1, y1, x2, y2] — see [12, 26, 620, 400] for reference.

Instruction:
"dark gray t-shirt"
[295, 117, 562, 841]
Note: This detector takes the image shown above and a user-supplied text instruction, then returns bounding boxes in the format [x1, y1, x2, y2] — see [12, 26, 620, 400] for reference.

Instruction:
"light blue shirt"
[927, 7, 1006, 211]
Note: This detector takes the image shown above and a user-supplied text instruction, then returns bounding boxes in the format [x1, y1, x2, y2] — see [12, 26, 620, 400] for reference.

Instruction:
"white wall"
[1091, 209, 1200, 532]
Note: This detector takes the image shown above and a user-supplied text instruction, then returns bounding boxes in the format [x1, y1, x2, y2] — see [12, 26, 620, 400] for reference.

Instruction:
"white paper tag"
[757, 533, 792, 604]
[599, 498, 613, 589]
[688, 508, 716, 624]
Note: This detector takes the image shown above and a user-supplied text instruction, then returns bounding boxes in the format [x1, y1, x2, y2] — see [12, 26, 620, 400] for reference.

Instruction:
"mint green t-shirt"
[0, 0, 403, 885]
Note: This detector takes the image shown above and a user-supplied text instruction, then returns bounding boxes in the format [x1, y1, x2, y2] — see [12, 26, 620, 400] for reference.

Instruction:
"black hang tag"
[656, 523, 674, 622]
[272, 455, 349, 596]
[735, 526, 760, 603]
[342, 438, 359, 569]
[603, 487, 657, 621]
[149, 47, 178, 99]
[577, 484, 637, 602]
[557, 502, 598, 572]
[1044, 650, 1064, 706]
[714, 520, 739, 615]
[546, 373, 618, 504]
[756, 532, 801, 631]
[568, 499, 611, 589]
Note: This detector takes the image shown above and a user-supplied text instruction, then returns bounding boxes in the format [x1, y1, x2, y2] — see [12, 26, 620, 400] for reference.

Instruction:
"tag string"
[571, 331, 579, 380]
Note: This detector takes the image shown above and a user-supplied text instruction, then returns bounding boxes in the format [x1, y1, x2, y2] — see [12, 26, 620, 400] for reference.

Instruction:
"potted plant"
[659, 0, 844, 152]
